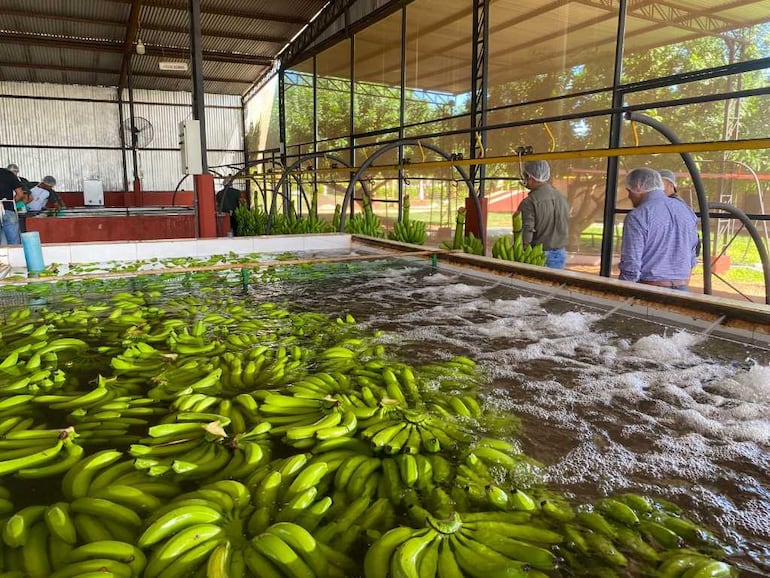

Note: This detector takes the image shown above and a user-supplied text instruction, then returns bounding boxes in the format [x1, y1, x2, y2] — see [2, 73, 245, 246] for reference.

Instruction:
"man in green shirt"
[518, 160, 570, 269]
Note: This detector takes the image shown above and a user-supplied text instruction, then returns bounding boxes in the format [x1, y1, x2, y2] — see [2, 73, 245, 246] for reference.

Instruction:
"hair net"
[42, 176, 57, 186]
[523, 160, 551, 183]
[626, 167, 663, 192]
[658, 169, 676, 188]
[6, 163, 19, 174]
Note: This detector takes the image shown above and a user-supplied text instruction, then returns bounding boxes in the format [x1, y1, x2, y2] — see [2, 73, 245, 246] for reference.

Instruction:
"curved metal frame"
[266, 151, 371, 233]
[625, 112, 713, 295]
[708, 202, 770, 305]
[339, 140, 482, 248]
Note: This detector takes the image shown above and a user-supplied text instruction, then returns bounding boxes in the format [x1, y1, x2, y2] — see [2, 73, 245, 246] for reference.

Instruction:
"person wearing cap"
[0, 164, 24, 244]
[518, 160, 570, 269]
[658, 169, 680, 200]
[619, 167, 698, 290]
[27, 176, 58, 212]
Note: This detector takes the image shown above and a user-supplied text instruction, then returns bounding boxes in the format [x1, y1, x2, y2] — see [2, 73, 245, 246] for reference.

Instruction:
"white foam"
[731, 364, 770, 404]
[626, 330, 703, 364]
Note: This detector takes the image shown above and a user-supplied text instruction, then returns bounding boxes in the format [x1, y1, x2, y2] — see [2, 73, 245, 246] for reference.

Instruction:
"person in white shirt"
[27, 176, 57, 212]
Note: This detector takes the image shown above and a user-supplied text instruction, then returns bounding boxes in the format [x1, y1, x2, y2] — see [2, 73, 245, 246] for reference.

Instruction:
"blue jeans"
[0, 209, 20, 245]
[545, 247, 566, 269]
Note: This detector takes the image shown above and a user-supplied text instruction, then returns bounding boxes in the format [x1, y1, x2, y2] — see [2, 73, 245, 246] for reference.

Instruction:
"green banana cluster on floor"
[440, 208, 483, 255]
[491, 212, 547, 266]
[271, 193, 334, 236]
[345, 195, 385, 237]
[388, 196, 427, 245]
[234, 205, 269, 236]
[0, 284, 739, 577]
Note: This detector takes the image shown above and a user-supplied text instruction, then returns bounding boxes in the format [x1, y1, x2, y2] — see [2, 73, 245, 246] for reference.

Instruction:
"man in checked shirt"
[619, 167, 699, 291]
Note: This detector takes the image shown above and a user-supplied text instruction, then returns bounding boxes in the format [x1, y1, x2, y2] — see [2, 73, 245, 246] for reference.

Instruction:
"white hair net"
[626, 167, 663, 192]
[42, 176, 57, 186]
[523, 160, 551, 183]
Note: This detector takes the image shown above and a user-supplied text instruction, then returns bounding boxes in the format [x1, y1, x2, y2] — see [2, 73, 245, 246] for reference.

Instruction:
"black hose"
[708, 202, 770, 305]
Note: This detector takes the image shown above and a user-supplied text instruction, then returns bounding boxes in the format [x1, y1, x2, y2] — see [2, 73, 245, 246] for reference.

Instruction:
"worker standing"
[619, 168, 698, 290]
[0, 165, 24, 245]
[518, 160, 570, 269]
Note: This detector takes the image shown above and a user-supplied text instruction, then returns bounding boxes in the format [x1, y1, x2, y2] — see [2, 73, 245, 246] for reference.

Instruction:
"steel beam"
[281, 0, 358, 67]
[119, 0, 143, 91]
[0, 61, 254, 85]
[0, 31, 273, 65]
[1, 9, 287, 44]
[105, 0, 316, 25]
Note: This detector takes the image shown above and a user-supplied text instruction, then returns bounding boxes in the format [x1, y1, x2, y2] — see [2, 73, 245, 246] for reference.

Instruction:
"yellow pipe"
[280, 138, 770, 177]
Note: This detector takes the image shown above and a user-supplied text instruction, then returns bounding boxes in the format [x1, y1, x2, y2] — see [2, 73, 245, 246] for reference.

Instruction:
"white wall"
[0, 83, 245, 192]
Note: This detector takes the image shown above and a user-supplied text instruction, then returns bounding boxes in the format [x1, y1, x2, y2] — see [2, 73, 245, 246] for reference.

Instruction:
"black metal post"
[189, 0, 208, 173]
[599, 0, 628, 277]
[470, 0, 489, 200]
[117, 89, 129, 193]
[126, 66, 140, 186]
[349, 15, 356, 219]
[312, 55, 318, 197]
[397, 5, 407, 220]
[240, 95, 250, 199]
[278, 68, 289, 215]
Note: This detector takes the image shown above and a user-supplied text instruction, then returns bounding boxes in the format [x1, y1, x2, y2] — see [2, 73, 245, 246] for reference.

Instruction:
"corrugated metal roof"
[0, 0, 327, 94]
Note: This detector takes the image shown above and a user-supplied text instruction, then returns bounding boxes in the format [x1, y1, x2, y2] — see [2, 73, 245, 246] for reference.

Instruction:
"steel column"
[349, 13, 356, 219]
[470, 0, 489, 200]
[189, 0, 207, 173]
[117, 90, 129, 193]
[599, 0, 628, 278]
[312, 55, 319, 197]
[126, 67, 141, 199]
[241, 95, 250, 199]
[397, 5, 407, 220]
[278, 68, 289, 215]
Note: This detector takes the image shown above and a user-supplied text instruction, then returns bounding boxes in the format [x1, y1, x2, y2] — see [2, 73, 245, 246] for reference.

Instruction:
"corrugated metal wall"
[0, 82, 244, 192]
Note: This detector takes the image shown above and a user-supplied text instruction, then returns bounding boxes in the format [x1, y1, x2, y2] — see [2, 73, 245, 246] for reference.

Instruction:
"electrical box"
[83, 180, 104, 206]
[179, 119, 203, 175]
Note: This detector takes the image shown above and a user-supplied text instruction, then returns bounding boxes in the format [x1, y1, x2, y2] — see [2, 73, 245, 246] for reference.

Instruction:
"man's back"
[620, 189, 697, 282]
[519, 182, 569, 250]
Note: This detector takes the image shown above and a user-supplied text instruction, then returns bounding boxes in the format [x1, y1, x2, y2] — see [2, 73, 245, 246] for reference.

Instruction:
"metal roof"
[306, 0, 770, 95]
[0, 0, 329, 94]
[2, 0, 769, 97]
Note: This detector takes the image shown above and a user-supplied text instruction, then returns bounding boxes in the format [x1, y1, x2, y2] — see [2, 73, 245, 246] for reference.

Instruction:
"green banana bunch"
[234, 205, 268, 236]
[440, 207, 467, 250]
[128, 413, 236, 480]
[138, 480, 257, 577]
[389, 196, 427, 245]
[462, 232, 484, 255]
[248, 522, 330, 578]
[2, 502, 146, 578]
[245, 453, 337, 536]
[490, 211, 548, 265]
[332, 203, 342, 231]
[364, 509, 562, 578]
[346, 194, 384, 237]
[0, 426, 84, 479]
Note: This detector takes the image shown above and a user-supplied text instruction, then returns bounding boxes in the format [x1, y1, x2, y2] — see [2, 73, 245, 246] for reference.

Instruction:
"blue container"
[21, 231, 45, 274]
